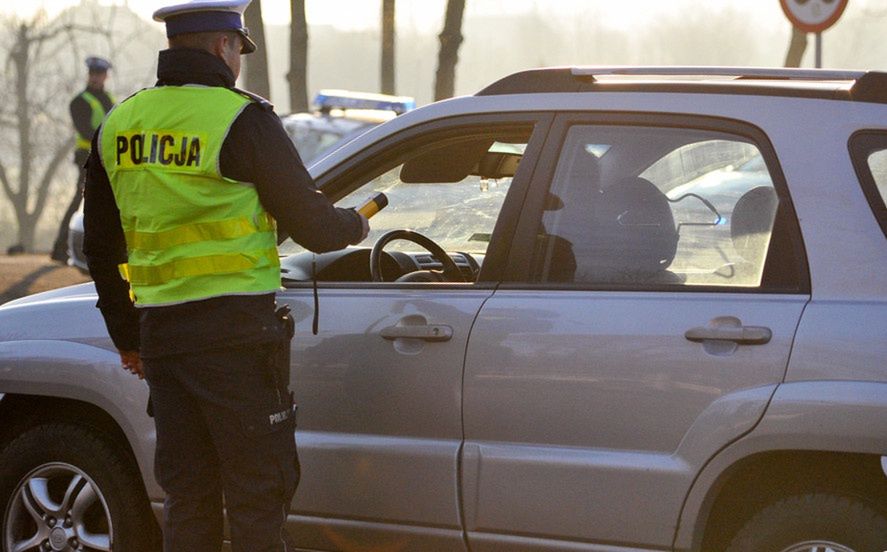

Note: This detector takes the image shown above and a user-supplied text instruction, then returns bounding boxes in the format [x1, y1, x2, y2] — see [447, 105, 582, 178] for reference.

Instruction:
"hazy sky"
[0, 0, 846, 32]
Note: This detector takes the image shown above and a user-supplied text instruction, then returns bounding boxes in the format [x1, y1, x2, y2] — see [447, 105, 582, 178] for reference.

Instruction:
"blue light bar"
[314, 89, 416, 115]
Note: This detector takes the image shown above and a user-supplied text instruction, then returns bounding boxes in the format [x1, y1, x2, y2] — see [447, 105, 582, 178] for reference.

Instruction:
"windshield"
[279, 173, 512, 256]
[279, 141, 525, 256]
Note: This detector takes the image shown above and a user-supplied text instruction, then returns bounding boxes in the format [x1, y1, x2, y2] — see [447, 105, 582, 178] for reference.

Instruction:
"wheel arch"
[0, 393, 157, 499]
[689, 450, 887, 551]
[676, 381, 887, 551]
[0, 339, 158, 497]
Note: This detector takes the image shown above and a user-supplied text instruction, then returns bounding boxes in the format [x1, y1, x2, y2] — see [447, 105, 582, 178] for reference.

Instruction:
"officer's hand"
[119, 350, 144, 379]
[352, 214, 370, 244]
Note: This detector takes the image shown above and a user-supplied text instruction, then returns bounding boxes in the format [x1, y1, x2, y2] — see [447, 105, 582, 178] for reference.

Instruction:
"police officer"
[51, 56, 115, 263]
[82, 1, 369, 550]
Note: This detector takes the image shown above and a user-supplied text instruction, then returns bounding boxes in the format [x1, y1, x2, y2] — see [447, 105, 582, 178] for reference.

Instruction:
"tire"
[724, 492, 887, 552]
[0, 423, 160, 552]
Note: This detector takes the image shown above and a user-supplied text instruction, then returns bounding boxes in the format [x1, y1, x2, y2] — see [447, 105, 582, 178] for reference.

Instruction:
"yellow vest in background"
[99, 86, 280, 307]
[76, 90, 114, 151]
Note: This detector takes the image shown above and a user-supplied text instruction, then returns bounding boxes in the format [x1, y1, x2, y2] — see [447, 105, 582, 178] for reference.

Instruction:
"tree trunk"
[783, 26, 808, 68]
[288, 0, 310, 113]
[13, 24, 34, 250]
[16, 212, 36, 252]
[433, 0, 466, 101]
[243, 0, 271, 99]
[381, 0, 396, 95]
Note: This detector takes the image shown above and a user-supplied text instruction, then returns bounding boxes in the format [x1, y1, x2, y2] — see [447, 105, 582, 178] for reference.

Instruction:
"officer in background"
[82, 0, 369, 550]
[51, 56, 115, 263]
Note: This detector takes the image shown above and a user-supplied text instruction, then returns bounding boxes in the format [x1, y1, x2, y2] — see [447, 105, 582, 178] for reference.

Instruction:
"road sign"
[780, 0, 850, 33]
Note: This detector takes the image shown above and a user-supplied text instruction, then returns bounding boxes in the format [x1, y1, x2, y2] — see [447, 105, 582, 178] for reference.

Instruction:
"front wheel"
[0, 424, 160, 552]
[725, 492, 887, 552]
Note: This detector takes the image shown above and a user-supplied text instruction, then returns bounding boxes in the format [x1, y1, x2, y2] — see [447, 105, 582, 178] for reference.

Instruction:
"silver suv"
[2, 67, 886, 552]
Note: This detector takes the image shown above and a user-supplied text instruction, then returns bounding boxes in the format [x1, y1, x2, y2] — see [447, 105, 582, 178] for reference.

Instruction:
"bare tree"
[0, 16, 96, 251]
[433, 0, 466, 101]
[0, 4, 163, 253]
[288, 0, 309, 113]
[784, 26, 808, 67]
[381, 0, 396, 94]
[243, 0, 271, 99]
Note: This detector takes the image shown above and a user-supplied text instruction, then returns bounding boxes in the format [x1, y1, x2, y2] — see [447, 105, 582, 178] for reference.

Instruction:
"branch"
[33, 136, 74, 219]
[30, 22, 106, 44]
[0, 156, 15, 201]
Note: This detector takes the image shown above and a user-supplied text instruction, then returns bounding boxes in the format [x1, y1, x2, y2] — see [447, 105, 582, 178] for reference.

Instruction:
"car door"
[461, 114, 811, 550]
[276, 113, 552, 551]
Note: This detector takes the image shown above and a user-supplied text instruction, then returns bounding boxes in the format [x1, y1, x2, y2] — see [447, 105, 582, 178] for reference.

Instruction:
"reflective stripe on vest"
[76, 91, 113, 151]
[126, 249, 279, 287]
[100, 86, 280, 306]
[124, 213, 276, 251]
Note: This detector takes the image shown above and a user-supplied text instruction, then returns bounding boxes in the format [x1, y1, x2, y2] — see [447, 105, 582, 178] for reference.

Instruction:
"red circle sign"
[780, 0, 849, 33]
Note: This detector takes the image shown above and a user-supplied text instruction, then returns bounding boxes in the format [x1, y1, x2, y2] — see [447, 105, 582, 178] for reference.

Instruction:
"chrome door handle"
[685, 325, 771, 345]
[381, 324, 453, 342]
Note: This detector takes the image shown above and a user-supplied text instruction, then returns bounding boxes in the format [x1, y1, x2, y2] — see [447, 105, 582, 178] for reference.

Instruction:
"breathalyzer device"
[356, 192, 389, 218]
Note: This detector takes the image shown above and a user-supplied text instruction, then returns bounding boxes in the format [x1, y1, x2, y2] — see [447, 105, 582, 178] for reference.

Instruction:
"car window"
[335, 150, 518, 256]
[532, 125, 781, 288]
[849, 131, 887, 239]
[280, 130, 531, 260]
[870, 150, 887, 197]
[291, 129, 348, 163]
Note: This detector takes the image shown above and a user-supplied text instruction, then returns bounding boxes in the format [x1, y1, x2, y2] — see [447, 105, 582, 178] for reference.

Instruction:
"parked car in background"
[66, 205, 87, 273]
[2, 67, 887, 552]
[281, 89, 415, 164]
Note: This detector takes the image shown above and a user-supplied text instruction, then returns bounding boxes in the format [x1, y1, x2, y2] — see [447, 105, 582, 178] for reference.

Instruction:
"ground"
[0, 254, 91, 305]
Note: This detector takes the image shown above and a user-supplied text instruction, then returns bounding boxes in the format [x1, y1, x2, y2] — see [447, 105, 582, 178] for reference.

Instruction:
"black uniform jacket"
[70, 86, 114, 165]
[83, 48, 362, 358]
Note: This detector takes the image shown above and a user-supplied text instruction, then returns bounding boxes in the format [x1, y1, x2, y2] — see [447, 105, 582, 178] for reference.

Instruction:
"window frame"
[501, 112, 811, 294]
[281, 112, 555, 289]
[849, 130, 887, 239]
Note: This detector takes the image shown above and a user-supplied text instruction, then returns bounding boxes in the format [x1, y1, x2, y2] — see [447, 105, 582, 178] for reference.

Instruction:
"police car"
[281, 89, 415, 164]
[66, 205, 88, 272]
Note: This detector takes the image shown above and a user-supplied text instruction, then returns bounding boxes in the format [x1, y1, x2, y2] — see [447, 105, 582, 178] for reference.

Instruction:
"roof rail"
[569, 66, 865, 81]
[476, 66, 887, 105]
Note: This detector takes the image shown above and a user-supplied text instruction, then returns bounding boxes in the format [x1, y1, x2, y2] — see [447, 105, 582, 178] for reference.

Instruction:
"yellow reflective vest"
[99, 86, 280, 307]
[76, 90, 114, 152]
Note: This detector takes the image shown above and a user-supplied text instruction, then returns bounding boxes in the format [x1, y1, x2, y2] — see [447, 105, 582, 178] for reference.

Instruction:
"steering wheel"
[370, 230, 465, 283]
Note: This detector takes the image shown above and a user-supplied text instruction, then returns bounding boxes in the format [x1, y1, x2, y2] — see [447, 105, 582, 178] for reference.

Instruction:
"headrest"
[731, 186, 778, 262]
[589, 177, 678, 275]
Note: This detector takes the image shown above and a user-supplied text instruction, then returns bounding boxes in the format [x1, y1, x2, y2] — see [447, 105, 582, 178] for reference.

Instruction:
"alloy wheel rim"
[779, 542, 856, 552]
[3, 462, 113, 551]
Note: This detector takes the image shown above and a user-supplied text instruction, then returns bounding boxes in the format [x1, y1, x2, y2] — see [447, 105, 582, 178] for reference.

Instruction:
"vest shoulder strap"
[231, 87, 275, 112]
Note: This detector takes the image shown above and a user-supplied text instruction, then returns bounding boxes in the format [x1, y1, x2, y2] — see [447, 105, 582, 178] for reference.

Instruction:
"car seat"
[585, 176, 681, 284]
[729, 186, 778, 282]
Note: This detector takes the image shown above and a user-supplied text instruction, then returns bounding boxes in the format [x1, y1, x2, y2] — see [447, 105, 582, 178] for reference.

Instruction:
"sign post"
[779, 0, 850, 68]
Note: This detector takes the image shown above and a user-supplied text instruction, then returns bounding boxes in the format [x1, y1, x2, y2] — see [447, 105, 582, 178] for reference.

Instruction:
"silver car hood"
[1, 283, 97, 309]
[0, 282, 112, 346]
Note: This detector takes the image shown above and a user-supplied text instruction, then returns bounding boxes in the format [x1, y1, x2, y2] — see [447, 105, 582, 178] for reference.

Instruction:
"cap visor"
[239, 31, 256, 54]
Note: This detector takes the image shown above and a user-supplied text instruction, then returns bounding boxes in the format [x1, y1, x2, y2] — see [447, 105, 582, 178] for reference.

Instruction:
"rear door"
[277, 113, 552, 551]
[461, 113, 810, 550]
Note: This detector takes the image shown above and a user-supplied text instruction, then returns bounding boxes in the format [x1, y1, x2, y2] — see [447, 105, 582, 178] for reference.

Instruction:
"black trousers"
[144, 341, 300, 552]
[51, 164, 86, 261]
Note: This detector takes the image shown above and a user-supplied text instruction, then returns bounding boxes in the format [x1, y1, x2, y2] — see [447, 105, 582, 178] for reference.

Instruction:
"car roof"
[477, 66, 887, 105]
[309, 66, 887, 176]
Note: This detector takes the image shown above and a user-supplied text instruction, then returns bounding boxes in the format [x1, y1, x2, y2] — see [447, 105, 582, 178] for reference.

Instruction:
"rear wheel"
[0, 424, 159, 552]
[724, 493, 887, 552]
